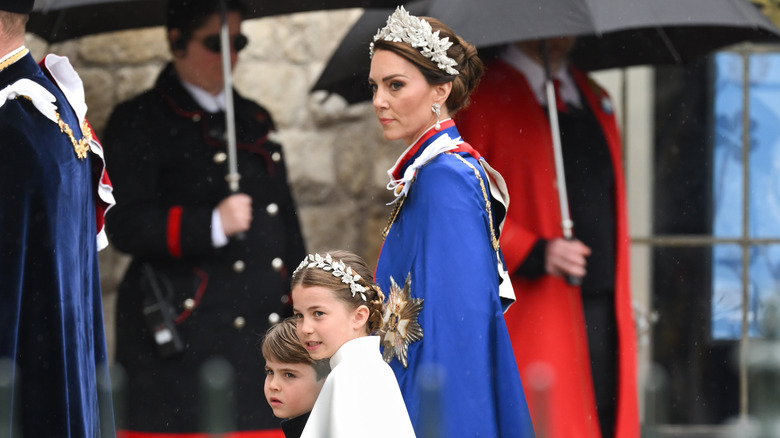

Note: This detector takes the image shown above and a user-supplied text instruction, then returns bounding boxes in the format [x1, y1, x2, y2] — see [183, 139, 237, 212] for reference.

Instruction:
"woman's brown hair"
[371, 16, 484, 115]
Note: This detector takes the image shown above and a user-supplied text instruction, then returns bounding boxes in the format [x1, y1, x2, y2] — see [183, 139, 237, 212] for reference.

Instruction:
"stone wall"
[26, 9, 403, 357]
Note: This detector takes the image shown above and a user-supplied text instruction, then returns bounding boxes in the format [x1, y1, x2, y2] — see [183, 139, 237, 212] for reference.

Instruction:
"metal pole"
[541, 41, 581, 286]
[219, 0, 240, 193]
[739, 44, 752, 421]
[541, 43, 574, 241]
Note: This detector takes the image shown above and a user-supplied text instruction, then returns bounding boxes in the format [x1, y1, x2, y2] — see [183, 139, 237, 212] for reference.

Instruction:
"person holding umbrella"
[103, 0, 306, 435]
[0, 0, 115, 436]
[457, 38, 639, 438]
[369, 6, 535, 437]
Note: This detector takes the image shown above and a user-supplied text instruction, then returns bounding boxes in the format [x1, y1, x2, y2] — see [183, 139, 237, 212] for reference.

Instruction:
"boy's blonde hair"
[261, 317, 330, 380]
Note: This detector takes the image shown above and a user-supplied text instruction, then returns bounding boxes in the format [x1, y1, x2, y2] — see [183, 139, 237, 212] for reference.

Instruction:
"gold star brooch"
[380, 273, 423, 368]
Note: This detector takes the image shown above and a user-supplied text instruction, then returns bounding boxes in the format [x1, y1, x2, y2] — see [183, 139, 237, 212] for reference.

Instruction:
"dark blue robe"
[0, 52, 114, 438]
[375, 120, 535, 437]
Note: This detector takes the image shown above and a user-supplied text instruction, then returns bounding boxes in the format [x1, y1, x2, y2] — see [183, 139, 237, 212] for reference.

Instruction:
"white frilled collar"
[386, 119, 462, 204]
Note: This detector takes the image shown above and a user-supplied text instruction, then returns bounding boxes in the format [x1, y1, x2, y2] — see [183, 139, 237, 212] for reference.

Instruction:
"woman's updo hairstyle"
[371, 16, 484, 115]
[291, 250, 385, 335]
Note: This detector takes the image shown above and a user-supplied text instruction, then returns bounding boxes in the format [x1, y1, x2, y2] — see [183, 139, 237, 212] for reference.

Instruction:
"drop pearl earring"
[432, 103, 441, 130]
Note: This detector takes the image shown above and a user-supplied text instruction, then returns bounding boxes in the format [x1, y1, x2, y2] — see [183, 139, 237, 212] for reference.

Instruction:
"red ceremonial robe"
[457, 59, 639, 438]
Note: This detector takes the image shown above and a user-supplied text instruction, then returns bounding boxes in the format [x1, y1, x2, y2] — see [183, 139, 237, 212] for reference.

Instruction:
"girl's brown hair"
[291, 250, 385, 335]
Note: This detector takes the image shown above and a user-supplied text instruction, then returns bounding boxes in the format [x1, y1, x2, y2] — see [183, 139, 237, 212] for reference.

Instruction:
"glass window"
[711, 52, 780, 341]
[647, 47, 780, 429]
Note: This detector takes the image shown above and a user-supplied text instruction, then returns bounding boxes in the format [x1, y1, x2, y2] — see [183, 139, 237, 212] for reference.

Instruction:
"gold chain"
[0, 48, 29, 73]
[450, 152, 500, 251]
[55, 111, 92, 160]
[382, 196, 405, 241]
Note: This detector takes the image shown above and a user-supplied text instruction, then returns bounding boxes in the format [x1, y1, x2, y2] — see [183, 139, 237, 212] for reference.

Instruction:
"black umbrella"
[28, 0, 400, 195]
[312, 0, 780, 103]
[28, 0, 403, 43]
[434, 0, 780, 71]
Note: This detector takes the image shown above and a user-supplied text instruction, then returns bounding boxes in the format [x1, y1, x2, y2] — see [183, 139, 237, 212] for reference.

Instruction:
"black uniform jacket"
[104, 63, 306, 433]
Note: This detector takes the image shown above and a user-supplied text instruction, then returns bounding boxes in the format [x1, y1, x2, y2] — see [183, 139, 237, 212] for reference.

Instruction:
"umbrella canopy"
[311, 0, 780, 103]
[436, 0, 780, 71]
[28, 0, 402, 43]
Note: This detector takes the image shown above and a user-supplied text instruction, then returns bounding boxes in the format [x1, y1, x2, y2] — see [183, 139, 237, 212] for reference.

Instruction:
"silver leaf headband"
[369, 6, 459, 76]
[293, 253, 368, 301]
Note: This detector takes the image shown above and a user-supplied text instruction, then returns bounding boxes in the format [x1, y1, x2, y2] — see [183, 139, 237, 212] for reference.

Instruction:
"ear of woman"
[435, 82, 452, 105]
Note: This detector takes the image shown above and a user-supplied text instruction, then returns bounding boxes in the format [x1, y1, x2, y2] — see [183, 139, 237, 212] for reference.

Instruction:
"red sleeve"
[166, 206, 183, 258]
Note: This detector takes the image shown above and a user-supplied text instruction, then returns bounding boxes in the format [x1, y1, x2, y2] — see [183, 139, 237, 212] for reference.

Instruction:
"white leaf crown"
[293, 253, 368, 301]
[369, 6, 459, 76]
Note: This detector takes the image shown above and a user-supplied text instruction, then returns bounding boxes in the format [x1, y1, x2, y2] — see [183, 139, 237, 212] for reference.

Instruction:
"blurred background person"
[458, 37, 639, 438]
[102, 0, 306, 435]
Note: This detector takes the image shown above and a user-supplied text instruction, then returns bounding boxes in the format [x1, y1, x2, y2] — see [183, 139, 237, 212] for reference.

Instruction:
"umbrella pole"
[541, 42, 573, 239]
[220, 0, 240, 194]
[541, 41, 581, 286]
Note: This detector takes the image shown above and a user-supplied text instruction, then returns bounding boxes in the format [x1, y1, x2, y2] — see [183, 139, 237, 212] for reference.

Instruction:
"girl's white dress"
[300, 336, 416, 438]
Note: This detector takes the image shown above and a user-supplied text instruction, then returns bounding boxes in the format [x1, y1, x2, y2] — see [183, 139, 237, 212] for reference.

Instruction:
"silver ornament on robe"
[380, 273, 423, 368]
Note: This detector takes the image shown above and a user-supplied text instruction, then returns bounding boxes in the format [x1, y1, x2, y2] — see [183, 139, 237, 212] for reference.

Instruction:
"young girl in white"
[291, 250, 416, 438]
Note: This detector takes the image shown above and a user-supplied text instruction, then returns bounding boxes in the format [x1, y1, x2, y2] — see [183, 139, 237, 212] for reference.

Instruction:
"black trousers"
[583, 292, 618, 438]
